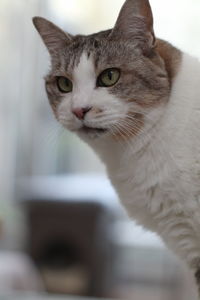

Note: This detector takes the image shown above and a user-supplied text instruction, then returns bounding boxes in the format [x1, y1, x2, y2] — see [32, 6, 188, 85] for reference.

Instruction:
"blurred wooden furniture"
[24, 200, 117, 298]
[20, 176, 120, 298]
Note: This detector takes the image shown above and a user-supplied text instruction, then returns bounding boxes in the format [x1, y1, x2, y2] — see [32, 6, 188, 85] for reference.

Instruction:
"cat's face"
[33, 0, 171, 141]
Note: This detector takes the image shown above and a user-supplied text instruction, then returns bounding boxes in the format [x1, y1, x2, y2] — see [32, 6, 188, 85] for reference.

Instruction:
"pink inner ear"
[139, 0, 154, 30]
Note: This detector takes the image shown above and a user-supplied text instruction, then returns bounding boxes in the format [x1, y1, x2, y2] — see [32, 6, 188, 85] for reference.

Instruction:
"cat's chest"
[107, 149, 164, 207]
[107, 144, 170, 196]
[106, 145, 194, 218]
[108, 158, 189, 230]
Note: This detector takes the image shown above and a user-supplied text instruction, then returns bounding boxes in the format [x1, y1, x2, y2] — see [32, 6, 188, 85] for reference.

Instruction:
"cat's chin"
[77, 125, 109, 139]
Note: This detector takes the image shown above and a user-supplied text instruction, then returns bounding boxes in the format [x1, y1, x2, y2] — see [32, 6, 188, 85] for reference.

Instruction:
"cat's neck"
[90, 109, 163, 172]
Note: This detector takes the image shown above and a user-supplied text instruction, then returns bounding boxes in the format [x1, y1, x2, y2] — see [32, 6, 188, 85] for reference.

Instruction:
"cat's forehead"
[59, 30, 140, 73]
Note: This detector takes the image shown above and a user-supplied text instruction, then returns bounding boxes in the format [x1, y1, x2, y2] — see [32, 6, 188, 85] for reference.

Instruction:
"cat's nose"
[72, 107, 92, 120]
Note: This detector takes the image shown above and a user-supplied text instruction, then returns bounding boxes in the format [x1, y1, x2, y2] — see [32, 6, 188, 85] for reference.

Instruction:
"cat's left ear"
[33, 17, 72, 56]
[110, 0, 156, 55]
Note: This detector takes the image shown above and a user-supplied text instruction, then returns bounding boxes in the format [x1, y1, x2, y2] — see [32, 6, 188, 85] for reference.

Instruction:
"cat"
[33, 0, 200, 297]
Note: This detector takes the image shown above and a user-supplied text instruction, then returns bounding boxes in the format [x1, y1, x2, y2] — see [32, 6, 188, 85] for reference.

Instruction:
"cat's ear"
[33, 17, 72, 56]
[110, 0, 156, 55]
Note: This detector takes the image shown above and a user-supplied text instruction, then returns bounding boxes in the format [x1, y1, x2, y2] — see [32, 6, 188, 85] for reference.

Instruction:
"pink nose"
[72, 107, 92, 120]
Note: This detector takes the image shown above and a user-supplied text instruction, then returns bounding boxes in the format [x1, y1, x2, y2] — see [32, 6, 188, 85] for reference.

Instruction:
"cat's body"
[98, 52, 200, 264]
[33, 0, 200, 296]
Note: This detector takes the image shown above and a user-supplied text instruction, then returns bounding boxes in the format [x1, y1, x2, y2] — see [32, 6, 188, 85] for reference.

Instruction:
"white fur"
[92, 53, 200, 269]
[58, 52, 200, 269]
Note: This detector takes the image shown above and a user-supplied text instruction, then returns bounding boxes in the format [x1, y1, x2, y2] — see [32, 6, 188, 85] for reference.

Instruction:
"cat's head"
[33, 0, 172, 142]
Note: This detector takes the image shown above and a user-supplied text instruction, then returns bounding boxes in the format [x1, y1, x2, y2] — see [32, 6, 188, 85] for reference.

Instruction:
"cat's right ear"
[32, 17, 72, 56]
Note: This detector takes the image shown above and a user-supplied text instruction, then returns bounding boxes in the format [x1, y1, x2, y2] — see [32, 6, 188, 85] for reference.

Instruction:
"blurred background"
[1, 0, 200, 299]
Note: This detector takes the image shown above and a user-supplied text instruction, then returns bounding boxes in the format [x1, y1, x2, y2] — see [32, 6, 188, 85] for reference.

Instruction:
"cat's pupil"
[108, 71, 113, 81]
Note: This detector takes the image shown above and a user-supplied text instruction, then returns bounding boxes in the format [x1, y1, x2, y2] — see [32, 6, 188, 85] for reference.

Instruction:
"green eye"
[57, 76, 73, 93]
[97, 68, 120, 87]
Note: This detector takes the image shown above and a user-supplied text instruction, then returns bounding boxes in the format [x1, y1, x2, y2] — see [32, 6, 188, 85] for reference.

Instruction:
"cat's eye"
[57, 76, 73, 93]
[97, 68, 120, 87]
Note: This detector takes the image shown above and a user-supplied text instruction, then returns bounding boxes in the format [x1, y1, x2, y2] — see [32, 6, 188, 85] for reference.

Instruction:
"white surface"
[19, 174, 119, 208]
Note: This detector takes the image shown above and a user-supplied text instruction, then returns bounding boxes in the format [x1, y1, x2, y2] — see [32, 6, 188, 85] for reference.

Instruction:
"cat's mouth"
[79, 125, 108, 136]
